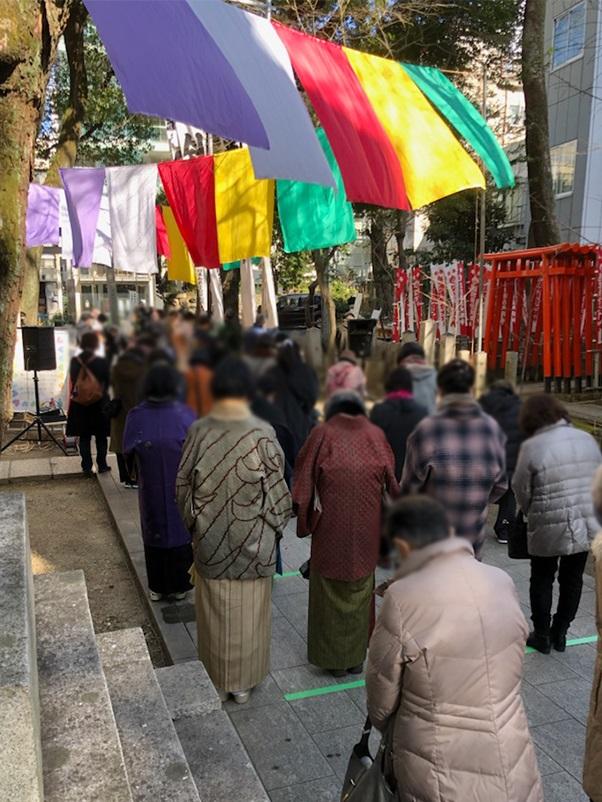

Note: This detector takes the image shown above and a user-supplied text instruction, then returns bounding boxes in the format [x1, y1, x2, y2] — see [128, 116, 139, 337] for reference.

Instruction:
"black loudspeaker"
[348, 319, 378, 359]
[21, 327, 56, 372]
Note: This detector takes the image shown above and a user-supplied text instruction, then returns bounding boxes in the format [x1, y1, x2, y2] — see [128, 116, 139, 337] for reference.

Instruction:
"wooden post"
[419, 319, 436, 365]
[440, 334, 456, 367]
[475, 351, 488, 398]
[458, 349, 472, 364]
[505, 351, 519, 385]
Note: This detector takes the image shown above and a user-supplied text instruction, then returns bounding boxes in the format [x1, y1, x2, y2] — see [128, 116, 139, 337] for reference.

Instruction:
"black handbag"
[341, 717, 398, 802]
[507, 512, 530, 560]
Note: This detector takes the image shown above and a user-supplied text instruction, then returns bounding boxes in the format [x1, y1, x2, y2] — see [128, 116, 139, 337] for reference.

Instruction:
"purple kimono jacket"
[123, 400, 195, 549]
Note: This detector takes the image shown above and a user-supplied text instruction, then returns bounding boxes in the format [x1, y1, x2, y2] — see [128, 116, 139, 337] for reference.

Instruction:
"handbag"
[341, 717, 398, 802]
[103, 397, 122, 419]
[507, 511, 530, 560]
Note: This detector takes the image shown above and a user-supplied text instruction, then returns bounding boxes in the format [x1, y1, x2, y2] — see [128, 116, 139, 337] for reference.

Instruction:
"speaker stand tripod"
[1, 370, 68, 454]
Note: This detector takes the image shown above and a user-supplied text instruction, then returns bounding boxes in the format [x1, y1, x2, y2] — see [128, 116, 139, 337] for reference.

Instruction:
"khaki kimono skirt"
[195, 574, 272, 693]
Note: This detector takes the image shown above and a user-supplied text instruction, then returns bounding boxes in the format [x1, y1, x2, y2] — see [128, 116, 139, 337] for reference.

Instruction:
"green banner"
[401, 63, 515, 190]
[277, 127, 357, 253]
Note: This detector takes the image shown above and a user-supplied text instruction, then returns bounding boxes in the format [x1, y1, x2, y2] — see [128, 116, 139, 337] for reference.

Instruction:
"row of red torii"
[392, 244, 602, 392]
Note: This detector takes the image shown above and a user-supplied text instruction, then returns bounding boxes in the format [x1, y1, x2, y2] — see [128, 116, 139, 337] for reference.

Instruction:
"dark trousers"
[116, 452, 136, 484]
[495, 488, 517, 537]
[530, 551, 589, 634]
[79, 433, 108, 473]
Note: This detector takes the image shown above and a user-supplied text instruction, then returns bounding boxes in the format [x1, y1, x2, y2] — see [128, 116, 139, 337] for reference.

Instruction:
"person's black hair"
[398, 341, 425, 363]
[80, 331, 99, 352]
[437, 359, 475, 395]
[143, 363, 181, 401]
[212, 356, 255, 400]
[385, 367, 413, 394]
[385, 496, 450, 548]
[257, 371, 278, 397]
[189, 347, 213, 368]
[148, 347, 176, 366]
[97, 312, 109, 324]
[136, 333, 158, 351]
[325, 392, 366, 420]
[519, 393, 568, 437]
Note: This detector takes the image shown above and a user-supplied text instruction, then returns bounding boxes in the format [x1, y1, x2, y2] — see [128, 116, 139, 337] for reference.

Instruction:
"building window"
[553, 2, 586, 69]
[550, 140, 578, 196]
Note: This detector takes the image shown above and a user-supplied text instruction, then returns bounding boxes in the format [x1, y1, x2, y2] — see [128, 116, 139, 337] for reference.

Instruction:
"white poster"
[11, 328, 72, 415]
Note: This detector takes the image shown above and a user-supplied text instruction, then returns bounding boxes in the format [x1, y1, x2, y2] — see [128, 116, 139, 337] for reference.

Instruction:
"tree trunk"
[312, 249, 337, 363]
[21, 1, 88, 324]
[221, 267, 240, 319]
[0, 0, 73, 439]
[369, 215, 393, 319]
[395, 210, 409, 270]
[522, 0, 561, 246]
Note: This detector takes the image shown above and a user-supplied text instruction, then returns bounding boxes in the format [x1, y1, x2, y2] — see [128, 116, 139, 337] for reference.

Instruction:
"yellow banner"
[344, 49, 485, 209]
[162, 206, 196, 284]
[214, 148, 274, 263]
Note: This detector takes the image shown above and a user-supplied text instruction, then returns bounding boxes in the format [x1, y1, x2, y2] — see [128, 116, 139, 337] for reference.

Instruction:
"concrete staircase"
[0, 490, 270, 802]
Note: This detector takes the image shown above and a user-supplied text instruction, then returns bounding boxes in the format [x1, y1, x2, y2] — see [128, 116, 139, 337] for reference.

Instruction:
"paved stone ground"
[95, 460, 600, 802]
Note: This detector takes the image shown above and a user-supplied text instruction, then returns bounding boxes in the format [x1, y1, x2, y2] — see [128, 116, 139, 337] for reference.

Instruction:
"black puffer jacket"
[370, 396, 428, 481]
[479, 385, 523, 475]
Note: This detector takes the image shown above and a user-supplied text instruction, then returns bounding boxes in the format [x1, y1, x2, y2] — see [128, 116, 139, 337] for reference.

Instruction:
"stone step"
[156, 661, 221, 719]
[0, 492, 43, 802]
[98, 629, 202, 802]
[34, 570, 132, 802]
[158, 664, 269, 802]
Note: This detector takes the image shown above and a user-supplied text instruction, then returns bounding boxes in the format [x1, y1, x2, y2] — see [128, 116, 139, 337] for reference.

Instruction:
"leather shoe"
[527, 631, 551, 654]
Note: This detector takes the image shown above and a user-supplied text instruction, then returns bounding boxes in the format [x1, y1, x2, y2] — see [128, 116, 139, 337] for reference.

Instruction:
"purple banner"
[60, 167, 106, 268]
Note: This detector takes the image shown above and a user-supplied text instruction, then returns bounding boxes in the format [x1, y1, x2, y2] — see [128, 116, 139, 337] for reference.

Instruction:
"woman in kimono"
[123, 362, 196, 601]
[176, 357, 292, 704]
[293, 391, 399, 677]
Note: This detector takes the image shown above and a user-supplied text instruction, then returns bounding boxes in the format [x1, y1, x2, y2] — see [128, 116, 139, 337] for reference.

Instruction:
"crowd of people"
[66, 305, 602, 801]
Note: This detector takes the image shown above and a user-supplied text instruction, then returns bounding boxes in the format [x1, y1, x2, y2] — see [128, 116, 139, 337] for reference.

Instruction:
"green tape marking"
[274, 571, 301, 580]
[285, 679, 365, 702]
[284, 636, 599, 702]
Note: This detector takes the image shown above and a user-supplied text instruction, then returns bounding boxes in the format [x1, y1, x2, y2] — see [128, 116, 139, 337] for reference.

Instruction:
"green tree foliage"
[37, 20, 155, 167]
[425, 187, 509, 264]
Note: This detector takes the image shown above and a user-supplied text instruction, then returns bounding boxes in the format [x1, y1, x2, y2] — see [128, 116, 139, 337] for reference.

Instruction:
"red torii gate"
[483, 243, 602, 392]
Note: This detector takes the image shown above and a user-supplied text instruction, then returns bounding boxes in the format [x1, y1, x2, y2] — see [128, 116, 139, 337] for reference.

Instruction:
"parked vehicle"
[277, 294, 322, 330]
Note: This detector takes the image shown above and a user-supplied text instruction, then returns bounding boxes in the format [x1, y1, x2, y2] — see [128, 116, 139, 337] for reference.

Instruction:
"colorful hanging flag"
[277, 128, 356, 253]
[60, 167, 105, 267]
[107, 165, 158, 274]
[275, 24, 492, 210]
[274, 23, 409, 210]
[25, 185, 61, 247]
[400, 64, 514, 189]
[162, 206, 196, 284]
[158, 157, 220, 268]
[187, 0, 334, 187]
[155, 207, 171, 259]
[84, 0, 268, 148]
[344, 49, 485, 209]
[213, 149, 274, 264]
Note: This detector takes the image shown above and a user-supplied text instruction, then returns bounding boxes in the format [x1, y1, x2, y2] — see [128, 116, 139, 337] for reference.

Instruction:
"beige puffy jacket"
[366, 538, 543, 802]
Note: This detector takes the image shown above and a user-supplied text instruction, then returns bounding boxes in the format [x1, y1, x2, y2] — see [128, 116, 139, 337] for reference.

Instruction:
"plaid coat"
[401, 395, 507, 548]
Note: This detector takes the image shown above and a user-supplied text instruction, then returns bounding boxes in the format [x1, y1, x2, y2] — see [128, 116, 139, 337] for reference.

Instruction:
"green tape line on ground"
[284, 636, 598, 702]
[274, 571, 301, 580]
[284, 679, 366, 702]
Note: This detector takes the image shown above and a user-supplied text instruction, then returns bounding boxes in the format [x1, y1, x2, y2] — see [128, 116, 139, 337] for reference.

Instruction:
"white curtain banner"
[261, 257, 279, 328]
[107, 164, 158, 274]
[209, 268, 224, 323]
[240, 259, 256, 328]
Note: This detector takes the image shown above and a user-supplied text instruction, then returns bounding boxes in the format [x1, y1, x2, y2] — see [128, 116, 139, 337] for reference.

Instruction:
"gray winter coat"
[406, 362, 437, 413]
[512, 421, 602, 557]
